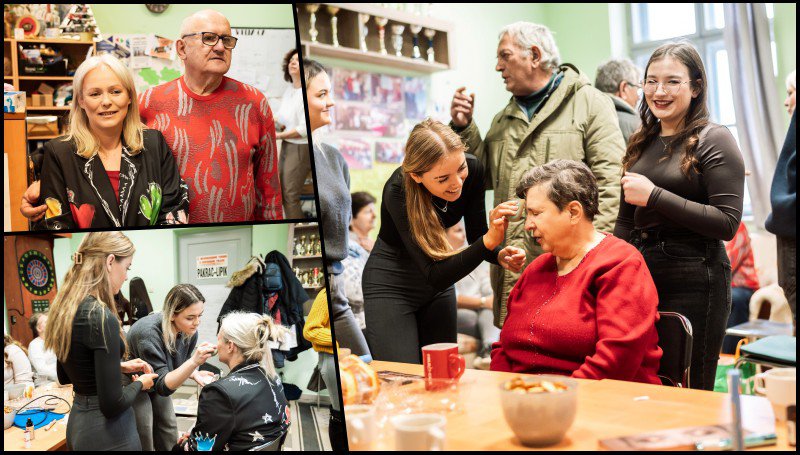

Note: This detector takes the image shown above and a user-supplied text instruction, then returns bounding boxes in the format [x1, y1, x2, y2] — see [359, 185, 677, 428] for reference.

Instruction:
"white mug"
[345, 404, 376, 450]
[754, 368, 796, 421]
[391, 413, 446, 451]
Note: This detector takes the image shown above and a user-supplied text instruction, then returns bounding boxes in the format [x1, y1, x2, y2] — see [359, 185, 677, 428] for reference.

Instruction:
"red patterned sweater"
[139, 76, 282, 223]
[724, 223, 760, 290]
[491, 234, 662, 384]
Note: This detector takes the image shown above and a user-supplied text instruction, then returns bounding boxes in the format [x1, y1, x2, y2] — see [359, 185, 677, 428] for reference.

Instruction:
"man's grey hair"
[786, 69, 796, 91]
[515, 159, 599, 221]
[595, 58, 641, 94]
[499, 22, 561, 72]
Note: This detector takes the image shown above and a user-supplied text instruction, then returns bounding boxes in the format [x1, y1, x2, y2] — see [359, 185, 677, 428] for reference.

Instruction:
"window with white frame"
[627, 3, 776, 221]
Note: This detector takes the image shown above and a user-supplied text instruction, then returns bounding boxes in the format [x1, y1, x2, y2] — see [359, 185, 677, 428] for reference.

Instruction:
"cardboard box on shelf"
[31, 94, 54, 107]
[26, 115, 59, 137]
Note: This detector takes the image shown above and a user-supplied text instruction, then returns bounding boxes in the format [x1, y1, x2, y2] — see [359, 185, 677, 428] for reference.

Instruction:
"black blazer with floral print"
[34, 129, 189, 230]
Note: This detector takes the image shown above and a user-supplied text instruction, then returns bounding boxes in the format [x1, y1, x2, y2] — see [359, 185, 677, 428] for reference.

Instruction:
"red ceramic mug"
[422, 343, 465, 391]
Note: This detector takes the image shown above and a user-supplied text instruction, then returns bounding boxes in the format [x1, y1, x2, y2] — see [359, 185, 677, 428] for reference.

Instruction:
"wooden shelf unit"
[297, 3, 454, 72]
[4, 37, 96, 142]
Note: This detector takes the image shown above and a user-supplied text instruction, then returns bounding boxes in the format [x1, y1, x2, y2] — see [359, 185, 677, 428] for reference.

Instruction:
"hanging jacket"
[218, 252, 312, 359]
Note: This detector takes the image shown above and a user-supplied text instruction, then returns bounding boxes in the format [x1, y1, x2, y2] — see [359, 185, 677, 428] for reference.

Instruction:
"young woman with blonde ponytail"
[43, 231, 158, 451]
[363, 118, 526, 363]
[177, 312, 290, 451]
[125, 284, 216, 451]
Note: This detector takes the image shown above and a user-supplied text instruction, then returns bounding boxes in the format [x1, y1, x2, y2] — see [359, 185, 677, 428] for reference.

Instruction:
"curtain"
[723, 3, 785, 227]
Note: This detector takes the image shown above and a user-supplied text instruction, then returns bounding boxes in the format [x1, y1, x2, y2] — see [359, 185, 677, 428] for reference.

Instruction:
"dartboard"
[18, 250, 56, 296]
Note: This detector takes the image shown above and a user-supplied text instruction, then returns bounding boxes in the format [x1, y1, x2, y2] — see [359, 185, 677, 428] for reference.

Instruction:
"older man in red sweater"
[491, 160, 661, 384]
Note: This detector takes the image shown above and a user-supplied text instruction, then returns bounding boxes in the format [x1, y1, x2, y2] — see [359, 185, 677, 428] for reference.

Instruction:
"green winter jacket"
[455, 64, 625, 327]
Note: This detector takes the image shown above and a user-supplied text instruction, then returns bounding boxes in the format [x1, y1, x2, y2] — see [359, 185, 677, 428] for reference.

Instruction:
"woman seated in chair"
[177, 312, 290, 451]
[491, 160, 662, 384]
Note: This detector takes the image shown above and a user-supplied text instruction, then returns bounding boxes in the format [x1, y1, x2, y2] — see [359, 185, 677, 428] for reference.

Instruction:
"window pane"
[704, 3, 725, 30]
[632, 3, 697, 43]
[714, 47, 736, 126]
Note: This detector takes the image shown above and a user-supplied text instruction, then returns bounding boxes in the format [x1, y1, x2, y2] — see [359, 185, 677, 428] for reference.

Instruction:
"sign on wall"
[195, 254, 229, 280]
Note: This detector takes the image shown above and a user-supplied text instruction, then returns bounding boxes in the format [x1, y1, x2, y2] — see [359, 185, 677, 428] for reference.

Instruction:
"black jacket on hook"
[218, 251, 312, 362]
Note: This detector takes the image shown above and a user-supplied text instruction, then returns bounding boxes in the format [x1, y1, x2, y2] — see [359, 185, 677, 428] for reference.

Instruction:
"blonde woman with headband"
[24, 53, 189, 229]
[43, 232, 158, 451]
[125, 284, 216, 451]
[362, 118, 526, 364]
[177, 312, 290, 451]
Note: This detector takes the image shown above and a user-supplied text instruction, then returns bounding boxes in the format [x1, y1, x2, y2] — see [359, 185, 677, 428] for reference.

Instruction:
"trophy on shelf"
[410, 24, 422, 59]
[391, 24, 405, 57]
[375, 16, 389, 55]
[306, 3, 320, 43]
[358, 13, 370, 52]
[423, 28, 436, 63]
[327, 5, 340, 47]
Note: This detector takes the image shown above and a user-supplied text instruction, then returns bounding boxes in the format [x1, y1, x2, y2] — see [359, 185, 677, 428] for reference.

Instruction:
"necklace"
[432, 198, 448, 213]
[659, 135, 672, 150]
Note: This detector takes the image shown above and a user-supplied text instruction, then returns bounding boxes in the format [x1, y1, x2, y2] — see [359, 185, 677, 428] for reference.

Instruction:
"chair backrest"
[249, 431, 287, 451]
[655, 311, 693, 388]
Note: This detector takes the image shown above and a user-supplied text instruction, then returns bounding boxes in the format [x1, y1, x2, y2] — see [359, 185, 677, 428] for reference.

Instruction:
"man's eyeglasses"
[181, 32, 238, 50]
[642, 80, 691, 96]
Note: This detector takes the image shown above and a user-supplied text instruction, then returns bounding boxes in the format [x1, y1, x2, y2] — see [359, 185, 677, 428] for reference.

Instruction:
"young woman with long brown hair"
[614, 42, 745, 390]
[44, 231, 158, 450]
[125, 284, 216, 451]
[362, 119, 526, 363]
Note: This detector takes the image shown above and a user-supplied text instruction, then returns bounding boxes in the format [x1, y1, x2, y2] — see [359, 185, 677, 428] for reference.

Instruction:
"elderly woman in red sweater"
[491, 160, 662, 384]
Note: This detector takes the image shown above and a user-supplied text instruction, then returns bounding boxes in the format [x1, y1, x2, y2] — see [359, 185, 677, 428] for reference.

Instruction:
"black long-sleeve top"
[56, 297, 142, 418]
[376, 154, 500, 292]
[615, 123, 745, 241]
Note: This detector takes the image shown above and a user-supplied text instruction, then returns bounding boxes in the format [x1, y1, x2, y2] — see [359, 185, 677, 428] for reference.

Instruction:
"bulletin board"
[227, 27, 297, 105]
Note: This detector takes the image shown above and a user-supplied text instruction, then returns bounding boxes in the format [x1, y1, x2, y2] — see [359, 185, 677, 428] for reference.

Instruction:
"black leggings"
[631, 229, 731, 391]
[363, 239, 457, 364]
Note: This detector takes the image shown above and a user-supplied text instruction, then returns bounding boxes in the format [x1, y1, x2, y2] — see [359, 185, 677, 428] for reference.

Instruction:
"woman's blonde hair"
[403, 118, 468, 260]
[64, 54, 145, 158]
[219, 312, 287, 379]
[44, 231, 135, 362]
[162, 284, 205, 353]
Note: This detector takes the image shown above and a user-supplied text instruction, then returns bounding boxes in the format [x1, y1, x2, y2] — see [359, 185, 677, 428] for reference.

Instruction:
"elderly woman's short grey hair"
[786, 69, 796, 91]
[595, 58, 641, 94]
[515, 160, 599, 221]
[499, 22, 561, 72]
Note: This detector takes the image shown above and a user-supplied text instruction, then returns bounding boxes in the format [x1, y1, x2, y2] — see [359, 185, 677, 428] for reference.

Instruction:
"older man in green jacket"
[450, 21, 625, 328]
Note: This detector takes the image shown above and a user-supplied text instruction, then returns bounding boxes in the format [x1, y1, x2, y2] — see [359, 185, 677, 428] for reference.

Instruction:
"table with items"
[344, 360, 791, 451]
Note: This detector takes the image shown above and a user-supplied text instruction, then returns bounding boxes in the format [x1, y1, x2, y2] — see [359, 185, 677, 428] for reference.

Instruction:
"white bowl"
[5, 383, 25, 400]
[4, 407, 17, 430]
[499, 375, 578, 447]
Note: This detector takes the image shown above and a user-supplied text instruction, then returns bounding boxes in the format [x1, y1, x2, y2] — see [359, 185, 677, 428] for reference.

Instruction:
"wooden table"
[4, 384, 72, 451]
[363, 361, 790, 451]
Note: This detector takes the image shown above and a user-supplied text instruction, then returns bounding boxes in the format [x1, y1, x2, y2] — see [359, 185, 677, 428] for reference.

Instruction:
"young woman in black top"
[615, 42, 745, 390]
[363, 119, 526, 363]
[43, 231, 158, 450]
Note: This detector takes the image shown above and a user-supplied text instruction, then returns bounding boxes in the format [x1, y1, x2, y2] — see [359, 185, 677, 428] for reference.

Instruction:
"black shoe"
[328, 407, 348, 451]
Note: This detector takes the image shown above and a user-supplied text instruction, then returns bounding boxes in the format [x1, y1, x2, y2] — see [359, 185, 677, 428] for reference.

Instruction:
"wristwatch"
[480, 296, 487, 308]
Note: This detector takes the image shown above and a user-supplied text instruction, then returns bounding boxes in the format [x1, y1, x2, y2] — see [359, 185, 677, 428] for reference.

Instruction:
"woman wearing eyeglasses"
[614, 42, 745, 391]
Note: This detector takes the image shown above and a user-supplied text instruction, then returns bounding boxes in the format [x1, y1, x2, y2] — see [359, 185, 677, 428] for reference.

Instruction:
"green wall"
[333, 3, 797, 216]
[49, 224, 289, 313]
[91, 4, 295, 36]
